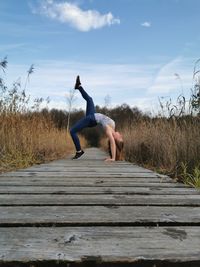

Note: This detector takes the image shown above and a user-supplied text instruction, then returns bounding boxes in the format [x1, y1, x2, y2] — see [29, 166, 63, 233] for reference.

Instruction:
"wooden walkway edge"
[0, 148, 200, 267]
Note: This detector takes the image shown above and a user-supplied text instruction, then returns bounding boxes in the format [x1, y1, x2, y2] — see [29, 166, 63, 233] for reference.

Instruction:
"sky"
[0, 0, 200, 114]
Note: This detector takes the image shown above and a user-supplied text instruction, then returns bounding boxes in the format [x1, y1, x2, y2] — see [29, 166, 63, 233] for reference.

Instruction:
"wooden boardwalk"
[0, 147, 200, 267]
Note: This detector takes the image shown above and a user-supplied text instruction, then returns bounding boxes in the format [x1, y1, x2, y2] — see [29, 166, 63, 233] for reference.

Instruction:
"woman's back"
[94, 113, 115, 129]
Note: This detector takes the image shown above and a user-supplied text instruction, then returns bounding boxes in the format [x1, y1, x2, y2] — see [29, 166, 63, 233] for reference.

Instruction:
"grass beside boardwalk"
[0, 112, 85, 173]
[0, 58, 86, 173]
[122, 116, 200, 188]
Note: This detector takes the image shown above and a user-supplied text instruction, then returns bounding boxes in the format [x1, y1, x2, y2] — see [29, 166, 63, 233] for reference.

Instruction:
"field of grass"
[121, 116, 200, 186]
[0, 112, 83, 173]
[0, 58, 85, 173]
[99, 115, 200, 188]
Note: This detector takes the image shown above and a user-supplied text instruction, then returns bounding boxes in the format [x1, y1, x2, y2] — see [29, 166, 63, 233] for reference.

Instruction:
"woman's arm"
[105, 126, 116, 161]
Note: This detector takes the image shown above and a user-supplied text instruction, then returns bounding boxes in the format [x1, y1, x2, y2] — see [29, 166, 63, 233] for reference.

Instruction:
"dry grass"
[122, 117, 200, 181]
[0, 57, 87, 173]
[100, 115, 200, 187]
[0, 112, 86, 173]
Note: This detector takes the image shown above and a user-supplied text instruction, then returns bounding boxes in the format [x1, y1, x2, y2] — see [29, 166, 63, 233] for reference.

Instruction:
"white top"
[94, 113, 115, 129]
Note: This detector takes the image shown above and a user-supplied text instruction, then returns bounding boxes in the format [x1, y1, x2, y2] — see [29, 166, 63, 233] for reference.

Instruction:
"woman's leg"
[78, 86, 96, 116]
[70, 116, 91, 151]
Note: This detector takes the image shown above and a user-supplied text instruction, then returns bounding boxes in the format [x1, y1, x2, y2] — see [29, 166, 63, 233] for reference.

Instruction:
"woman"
[70, 76, 124, 161]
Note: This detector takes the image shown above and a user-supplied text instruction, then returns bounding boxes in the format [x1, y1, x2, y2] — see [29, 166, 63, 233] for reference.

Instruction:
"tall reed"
[123, 117, 200, 179]
[0, 58, 85, 172]
[0, 112, 79, 172]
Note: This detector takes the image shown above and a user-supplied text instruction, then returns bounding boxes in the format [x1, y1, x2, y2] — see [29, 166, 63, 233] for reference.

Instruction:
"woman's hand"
[105, 158, 115, 162]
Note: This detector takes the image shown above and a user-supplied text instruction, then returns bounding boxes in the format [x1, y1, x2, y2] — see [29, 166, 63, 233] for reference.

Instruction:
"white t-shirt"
[94, 113, 115, 129]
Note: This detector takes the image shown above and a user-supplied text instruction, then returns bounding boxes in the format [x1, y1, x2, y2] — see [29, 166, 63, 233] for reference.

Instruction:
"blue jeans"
[70, 87, 97, 151]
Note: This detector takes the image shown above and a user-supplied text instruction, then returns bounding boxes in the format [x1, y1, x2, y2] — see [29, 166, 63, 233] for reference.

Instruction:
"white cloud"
[141, 21, 151, 27]
[34, 0, 120, 32]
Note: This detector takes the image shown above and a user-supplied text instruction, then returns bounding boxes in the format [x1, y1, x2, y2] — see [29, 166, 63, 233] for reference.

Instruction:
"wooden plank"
[0, 206, 200, 225]
[0, 186, 198, 195]
[15, 167, 154, 173]
[26, 163, 135, 168]
[0, 182, 182, 188]
[36, 159, 133, 164]
[0, 227, 200, 263]
[0, 177, 173, 185]
[0, 178, 183, 187]
[0, 172, 169, 178]
[21, 163, 142, 167]
[1, 194, 200, 206]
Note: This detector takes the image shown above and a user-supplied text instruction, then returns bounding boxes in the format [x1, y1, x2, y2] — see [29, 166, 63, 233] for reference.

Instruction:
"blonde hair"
[108, 139, 124, 161]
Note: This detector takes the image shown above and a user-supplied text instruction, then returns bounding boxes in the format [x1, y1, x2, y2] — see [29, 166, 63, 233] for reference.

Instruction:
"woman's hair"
[115, 139, 124, 161]
[108, 139, 124, 161]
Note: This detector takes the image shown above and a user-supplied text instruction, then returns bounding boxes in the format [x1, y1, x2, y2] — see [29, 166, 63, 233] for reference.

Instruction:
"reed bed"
[0, 57, 85, 173]
[122, 116, 200, 186]
[100, 114, 200, 187]
[0, 112, 84, 173]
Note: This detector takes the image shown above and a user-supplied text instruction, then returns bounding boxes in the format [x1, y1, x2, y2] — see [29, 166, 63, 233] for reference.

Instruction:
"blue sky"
[0, 0, 200, 113]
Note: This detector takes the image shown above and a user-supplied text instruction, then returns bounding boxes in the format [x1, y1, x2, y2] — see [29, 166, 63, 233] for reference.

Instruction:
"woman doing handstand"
[70, 76, 124, 161]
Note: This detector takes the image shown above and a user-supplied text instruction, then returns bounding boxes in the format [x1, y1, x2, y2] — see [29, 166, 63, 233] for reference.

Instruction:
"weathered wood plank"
[0, 177, 173, 185]
[0, 227, 200, 263]
[0, 206, 200, 225]
[33, 160, 133, 165]
[0, 185, 197, 195]
[0, 172, 171, 178]
[0, 194, 200, 206]
[15, 167, 154, 173]
[0, 182, 183, 188]
[24, 163, 136, 169]
[0, 178, 183, 187]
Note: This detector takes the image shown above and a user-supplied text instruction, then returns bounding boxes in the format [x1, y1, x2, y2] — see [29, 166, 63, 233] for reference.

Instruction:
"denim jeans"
[70, 87, 97, 151]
